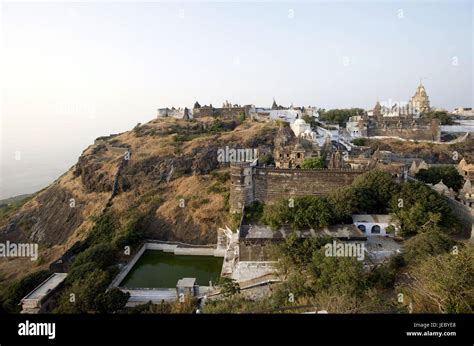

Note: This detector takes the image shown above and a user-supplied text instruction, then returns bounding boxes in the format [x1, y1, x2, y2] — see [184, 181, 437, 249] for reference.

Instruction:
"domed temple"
[410, 81, 431, 113]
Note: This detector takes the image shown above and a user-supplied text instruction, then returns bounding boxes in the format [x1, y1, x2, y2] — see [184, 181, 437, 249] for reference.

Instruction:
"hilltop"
[0, 116, 279, 285]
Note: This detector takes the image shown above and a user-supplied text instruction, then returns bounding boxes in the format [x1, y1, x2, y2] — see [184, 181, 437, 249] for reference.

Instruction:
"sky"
[0, 0, 473, 199]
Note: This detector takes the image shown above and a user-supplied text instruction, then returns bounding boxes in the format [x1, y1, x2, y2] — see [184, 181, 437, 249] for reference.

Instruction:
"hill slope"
[0, 116, 278, 284]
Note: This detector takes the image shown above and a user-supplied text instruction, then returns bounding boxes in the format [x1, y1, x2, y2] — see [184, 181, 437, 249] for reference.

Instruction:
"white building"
[453, 107, 474, 116]
[352, 214, 393, 236]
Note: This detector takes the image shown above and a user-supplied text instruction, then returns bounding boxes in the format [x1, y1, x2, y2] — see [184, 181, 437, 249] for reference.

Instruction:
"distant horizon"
[1, 0, 473, 199]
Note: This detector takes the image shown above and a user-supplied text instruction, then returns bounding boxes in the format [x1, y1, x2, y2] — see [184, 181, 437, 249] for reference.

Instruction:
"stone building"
[273, 123, 318, 168]
[157, 107, 191, 119]
[458, 158, 474, 209]
[347, 83, 439, 141]
[410, 81, 431, 113]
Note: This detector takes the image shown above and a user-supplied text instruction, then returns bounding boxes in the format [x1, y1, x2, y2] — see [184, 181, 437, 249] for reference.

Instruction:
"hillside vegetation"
[0, 116, 278, 287]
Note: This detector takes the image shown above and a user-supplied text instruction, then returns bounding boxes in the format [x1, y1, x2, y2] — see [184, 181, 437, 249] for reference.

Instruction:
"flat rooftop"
[177, 277, 196, 288]
[352, 214, 391, 224]
[22, 273, 68, 301]
[240, 223, 366, 240]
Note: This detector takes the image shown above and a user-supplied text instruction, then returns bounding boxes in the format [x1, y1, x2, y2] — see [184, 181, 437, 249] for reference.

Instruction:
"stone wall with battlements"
[366, 118, 440, 141]
[193, 106, 251, 119]
[229, 164, 367, 213]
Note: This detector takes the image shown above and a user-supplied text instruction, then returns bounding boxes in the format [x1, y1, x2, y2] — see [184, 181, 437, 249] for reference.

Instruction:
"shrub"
[301, 157, 323, 169]
[71, 243, 118, 270]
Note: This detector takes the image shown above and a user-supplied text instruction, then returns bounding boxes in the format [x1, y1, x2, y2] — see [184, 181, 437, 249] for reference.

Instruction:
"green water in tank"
[120, 250, 223, 288]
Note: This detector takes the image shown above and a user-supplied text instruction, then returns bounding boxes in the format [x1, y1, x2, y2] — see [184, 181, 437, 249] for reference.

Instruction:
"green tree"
[55, 269, 110, 313]
[352, 170, 400, 213]
[319, 108, 366, 126]
[71, 243, 118, 270]
[95, 288, 130, 313]
[402, 229, 456, 265]
[415, 166, 464, 191]
[219, 277, 241, 298]
[401, 247, 473, 313]
[259, 154, 275, 166]
[310, 249, 367, 297]
[423, 110, 454, 125]
[390, 181, 455, 236]
[301, 157, 324, 169]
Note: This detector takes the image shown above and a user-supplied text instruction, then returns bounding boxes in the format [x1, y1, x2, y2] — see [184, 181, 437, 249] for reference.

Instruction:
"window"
[357, 225, 366, 233]
[297, 153, 301, 158]
[371, 225, 381, 234]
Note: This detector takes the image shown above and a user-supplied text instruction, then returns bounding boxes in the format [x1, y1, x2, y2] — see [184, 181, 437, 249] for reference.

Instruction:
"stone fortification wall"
[253, 167, 366, 204]
[229, 163, 366, 213]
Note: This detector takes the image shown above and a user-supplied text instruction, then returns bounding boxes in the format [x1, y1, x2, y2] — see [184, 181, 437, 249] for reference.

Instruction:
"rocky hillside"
[0, 116, 278, 284]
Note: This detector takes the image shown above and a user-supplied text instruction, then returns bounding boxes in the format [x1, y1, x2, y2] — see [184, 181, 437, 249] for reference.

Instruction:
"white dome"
[294, 118, 307, 126]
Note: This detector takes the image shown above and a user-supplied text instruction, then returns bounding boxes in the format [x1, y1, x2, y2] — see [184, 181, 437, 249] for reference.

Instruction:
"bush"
[402, 230, 456, 265]
[218, 277, 241, 297]
[319, 108, 366, 126]
[390, 181, 455, 236]
[71, 243, 118, 270]
[54, 269, 110, 313]
[261, 196, 334, 230]
[351, 138, 367, 146]
[415, 166, 464, 191]
[301, 157, 323, 169]
[95, 288, 130, 313]
[259, 154, 275, 166]
[244, 201, 264, 223]
[401, 247, 473, 313]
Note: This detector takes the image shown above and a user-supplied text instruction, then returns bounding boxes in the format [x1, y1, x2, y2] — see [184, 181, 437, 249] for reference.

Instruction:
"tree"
[402, 229, 456, 265]
[95, 288, 130, 313]
[310, 249, 368, 297]
[71, 243, 117, 270]
[319, 108, 366, 126]
[390, 181, 455, 236]
[261, 196, 334, 230]
[259, 154, 275, 166]
[301, 157, 324, 169]
[351, 138, 367, 146]
[352, 170, 400, 213]
[423, 110, 454, 125]
[401, 247, 473, 313]
[415, 166, 464, 192]
[54, 269, 110, 313]
[219, 277, 241, 297]
[327, 186, 365, 223]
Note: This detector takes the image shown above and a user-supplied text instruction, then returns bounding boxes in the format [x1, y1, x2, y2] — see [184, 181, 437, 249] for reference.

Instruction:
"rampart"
[230, 164, 367, 213]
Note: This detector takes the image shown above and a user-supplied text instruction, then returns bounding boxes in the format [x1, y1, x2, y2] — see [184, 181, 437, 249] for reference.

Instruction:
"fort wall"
[230, 164, 367, 213]
[366, 118, 440, 141]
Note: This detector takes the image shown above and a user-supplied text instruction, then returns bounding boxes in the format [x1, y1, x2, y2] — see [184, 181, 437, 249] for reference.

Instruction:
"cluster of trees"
[260, 171, 400, 229]
[54, 242, 129, 313]
[318, 108, 366, 126]
[351, 138, 367, 146]
[415, 166, 464, 191]
[301, 157, 324, 169]
[257, 170, 458, 237]
[51, 209, 157, 313]
[205, 226, 472, 314]
[423, 110, 454, 125]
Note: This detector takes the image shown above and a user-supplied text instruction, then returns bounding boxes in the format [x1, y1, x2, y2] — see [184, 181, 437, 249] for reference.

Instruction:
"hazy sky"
[0, 0, 473, 199]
